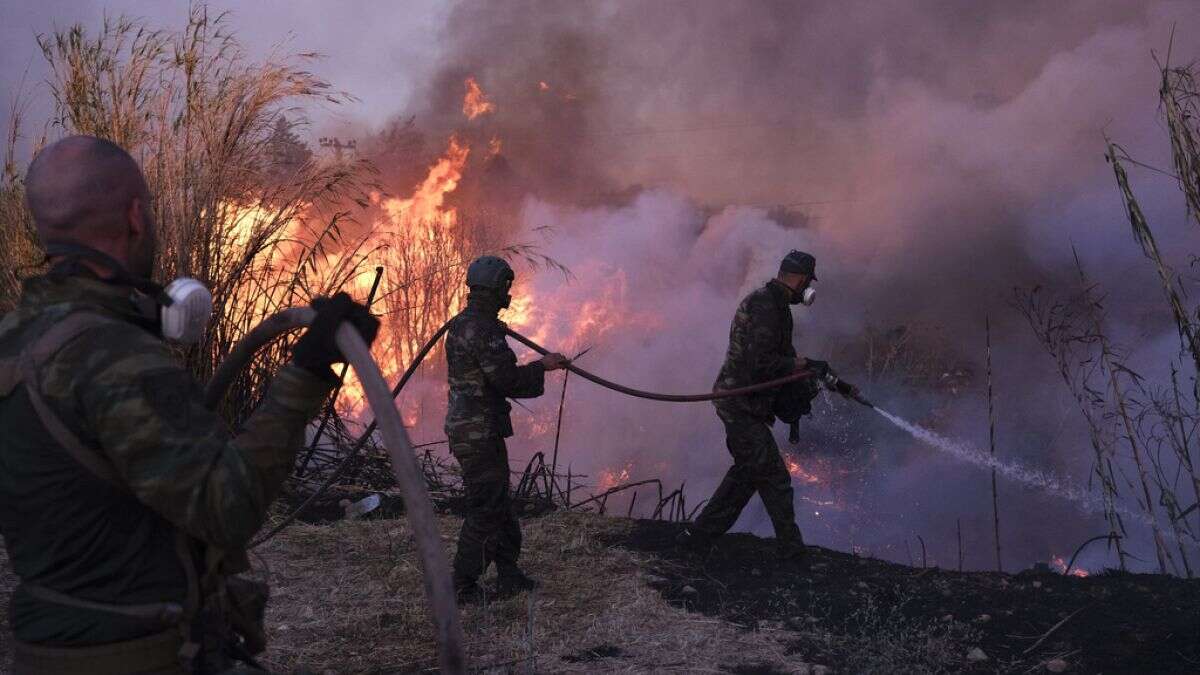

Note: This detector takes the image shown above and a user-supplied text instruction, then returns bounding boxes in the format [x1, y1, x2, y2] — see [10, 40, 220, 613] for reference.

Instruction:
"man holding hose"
[444, 256, 569, 602]
[0, 135, 378, 673]
[680, 250, 852, 559]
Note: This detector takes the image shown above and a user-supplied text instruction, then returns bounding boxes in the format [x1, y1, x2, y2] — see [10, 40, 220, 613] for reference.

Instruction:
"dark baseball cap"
[779, 250, 817, 280]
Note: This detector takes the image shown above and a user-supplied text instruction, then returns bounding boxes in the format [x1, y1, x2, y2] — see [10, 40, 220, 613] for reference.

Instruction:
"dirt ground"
[1, 511, 1198, 673]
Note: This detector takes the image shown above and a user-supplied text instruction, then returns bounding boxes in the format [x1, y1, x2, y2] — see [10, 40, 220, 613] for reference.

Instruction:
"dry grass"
[11, 7, 380, 424]
[255, 511, 803, 673]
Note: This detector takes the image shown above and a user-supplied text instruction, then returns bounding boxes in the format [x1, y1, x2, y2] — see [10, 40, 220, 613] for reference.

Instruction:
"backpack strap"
[9, 311, 213, 669]
[16, 311, 125, 489]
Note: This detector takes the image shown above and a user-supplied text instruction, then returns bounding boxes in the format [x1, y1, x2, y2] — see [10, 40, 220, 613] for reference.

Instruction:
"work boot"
[496, 570, 539, 597]
[675, 526, 714, 549]
[455, 579, 486, 605]
[776, 537, 807, 561]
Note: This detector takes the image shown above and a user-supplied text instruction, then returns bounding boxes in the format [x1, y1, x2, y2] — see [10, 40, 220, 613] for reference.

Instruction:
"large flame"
[328, 135, 474, 420]
[463, 77, 495, 120]
[382, 136, 470, 229]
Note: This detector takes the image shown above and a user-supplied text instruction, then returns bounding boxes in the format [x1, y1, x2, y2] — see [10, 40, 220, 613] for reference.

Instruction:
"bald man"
[0, 136, 376, 674]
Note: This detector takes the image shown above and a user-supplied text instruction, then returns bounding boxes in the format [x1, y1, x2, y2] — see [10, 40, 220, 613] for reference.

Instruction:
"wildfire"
[463, 77, 495, 120]
[786, 457, 823, 485]
[1050, 555, 1090, 577]
[597, 462, 634, 492]
[382, 136, 470, 229]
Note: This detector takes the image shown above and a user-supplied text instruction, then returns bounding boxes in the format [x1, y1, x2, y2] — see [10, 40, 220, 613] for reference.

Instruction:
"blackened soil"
[561, 644, 625, 663]
[606, 520, 1200, 674]
[281, 490, 556, 525]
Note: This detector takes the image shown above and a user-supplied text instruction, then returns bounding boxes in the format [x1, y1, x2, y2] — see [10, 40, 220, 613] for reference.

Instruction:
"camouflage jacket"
[713, 279, 798, 422]
[444, 295, 545, 441]
[0, 273, 333, 645]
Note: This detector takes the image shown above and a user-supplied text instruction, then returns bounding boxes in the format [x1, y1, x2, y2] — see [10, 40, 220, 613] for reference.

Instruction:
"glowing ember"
[538, 80, 550, 92]
[488, 135, 503, 157]
[786, 457, 823, 485]
[597, 462, 634, 491]
[1050, 555, 1090, 577]
[463, 77, 495, 120]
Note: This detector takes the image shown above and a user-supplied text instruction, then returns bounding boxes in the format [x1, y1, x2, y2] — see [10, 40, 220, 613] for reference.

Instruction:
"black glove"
[803, 359, 830, 378]
[292, 293, 381, 378]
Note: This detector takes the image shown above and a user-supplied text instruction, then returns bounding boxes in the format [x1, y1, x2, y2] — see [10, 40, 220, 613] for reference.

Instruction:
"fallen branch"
[1022, 603, 1093, 655]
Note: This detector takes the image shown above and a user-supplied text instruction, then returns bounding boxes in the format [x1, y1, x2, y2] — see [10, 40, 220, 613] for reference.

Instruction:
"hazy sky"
[0, 0, 449, 154]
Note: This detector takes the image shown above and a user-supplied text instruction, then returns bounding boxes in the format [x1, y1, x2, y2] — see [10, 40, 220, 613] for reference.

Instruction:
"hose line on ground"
[203, 309, 464, 675]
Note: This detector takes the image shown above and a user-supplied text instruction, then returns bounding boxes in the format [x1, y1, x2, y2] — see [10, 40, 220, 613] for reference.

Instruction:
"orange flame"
[597, 461, 634, 492]
[786, 458, 823, 485]
[463, 77, 495, 120]
[1050, 555, 1090, 577]
[331, 136, 474, 419]
[383, 136, 470, 228]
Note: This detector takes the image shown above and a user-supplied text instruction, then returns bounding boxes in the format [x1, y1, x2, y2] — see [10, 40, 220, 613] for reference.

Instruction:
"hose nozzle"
[821, 371, 874, 409]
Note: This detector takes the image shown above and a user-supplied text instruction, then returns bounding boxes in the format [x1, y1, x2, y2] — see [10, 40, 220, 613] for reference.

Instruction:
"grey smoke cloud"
[401, 0, 1200, 569]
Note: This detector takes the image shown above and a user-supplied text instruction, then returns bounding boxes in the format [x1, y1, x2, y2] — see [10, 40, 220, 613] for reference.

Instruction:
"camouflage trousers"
[449, 435, 522, 585]
[693, 412, 802, 543]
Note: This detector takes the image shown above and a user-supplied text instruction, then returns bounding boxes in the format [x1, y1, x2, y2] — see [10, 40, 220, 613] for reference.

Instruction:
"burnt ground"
[605, 520, 1200, 674]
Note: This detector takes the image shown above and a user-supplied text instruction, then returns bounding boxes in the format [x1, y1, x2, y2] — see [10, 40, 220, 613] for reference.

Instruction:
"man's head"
[25, 135, 157, 278]
[465, 255, 515, 310]
[777, 250, 817, 306]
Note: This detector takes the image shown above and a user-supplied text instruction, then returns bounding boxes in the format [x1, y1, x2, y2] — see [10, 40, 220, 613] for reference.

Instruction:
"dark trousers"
[449, 435, 522, 584]
[694, 414, 802, 542]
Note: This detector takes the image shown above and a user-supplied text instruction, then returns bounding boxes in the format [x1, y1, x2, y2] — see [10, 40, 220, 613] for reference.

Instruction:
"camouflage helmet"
[466, 255, 515, 290]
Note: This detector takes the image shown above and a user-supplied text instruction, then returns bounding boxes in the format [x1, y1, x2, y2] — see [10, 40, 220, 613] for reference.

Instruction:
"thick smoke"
[385, 0, 1200, 571]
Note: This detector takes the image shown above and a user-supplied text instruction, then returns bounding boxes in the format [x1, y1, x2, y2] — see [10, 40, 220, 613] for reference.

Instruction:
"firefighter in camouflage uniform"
[0, 136, 378, 674]
[444, 256, 568, 601]
[681, 250, 844, 559]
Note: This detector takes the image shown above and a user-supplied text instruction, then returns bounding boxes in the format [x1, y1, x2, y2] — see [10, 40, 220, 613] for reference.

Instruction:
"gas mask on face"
[43, 242, 213, 345]
[790, 280, 816, 306]
[499, 279, 513, 310]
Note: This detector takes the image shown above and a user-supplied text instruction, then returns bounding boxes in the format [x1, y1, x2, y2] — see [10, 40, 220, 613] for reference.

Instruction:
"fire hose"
[203, 308, 465, 675]
[204, 310, 873, 674]
[209, 313, 873, 550]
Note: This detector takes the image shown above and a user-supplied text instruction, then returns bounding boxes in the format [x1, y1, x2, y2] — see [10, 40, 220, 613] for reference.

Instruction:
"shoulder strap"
[0, 355, 19, 397]
[18, 311, 126, 489]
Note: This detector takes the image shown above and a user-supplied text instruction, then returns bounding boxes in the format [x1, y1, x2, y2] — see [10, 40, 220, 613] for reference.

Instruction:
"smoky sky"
[412, 0, 1200, 357]
[405, 0, 1200, 569]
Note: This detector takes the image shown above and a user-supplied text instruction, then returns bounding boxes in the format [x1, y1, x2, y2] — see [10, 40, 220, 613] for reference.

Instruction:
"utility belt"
[1, 311, 269, 673]
[10, 570, 269, 674]
[12, 627, 185, 675]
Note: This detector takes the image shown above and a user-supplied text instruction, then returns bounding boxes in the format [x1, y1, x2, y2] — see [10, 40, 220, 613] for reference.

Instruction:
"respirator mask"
[780, 250, 818, 307]
[791, 281, 816, 306]
[499, 278, 513, 310]
[43, 242, 213, 344]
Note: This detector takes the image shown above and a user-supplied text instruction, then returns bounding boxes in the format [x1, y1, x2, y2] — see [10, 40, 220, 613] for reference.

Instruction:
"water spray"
[798, 373, 1167, 535]
[869, 405, 1161, 531]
